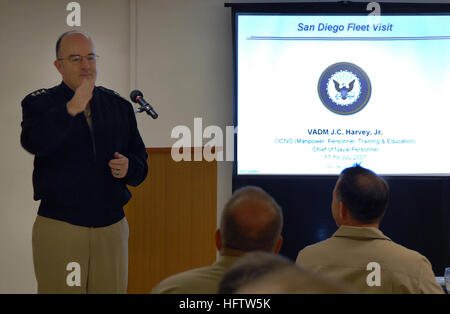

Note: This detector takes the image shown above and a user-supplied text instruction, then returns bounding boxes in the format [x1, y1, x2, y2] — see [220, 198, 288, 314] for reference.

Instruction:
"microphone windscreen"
[130, 90, 143, 103]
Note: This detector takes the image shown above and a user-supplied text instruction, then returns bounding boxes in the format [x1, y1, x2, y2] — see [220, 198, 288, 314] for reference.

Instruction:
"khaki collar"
[215, 254, 241, 267]
[333, 225, 392, 241]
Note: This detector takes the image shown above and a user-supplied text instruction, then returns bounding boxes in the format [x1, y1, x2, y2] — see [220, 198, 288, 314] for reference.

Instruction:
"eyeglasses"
[57, 54, 99, 64]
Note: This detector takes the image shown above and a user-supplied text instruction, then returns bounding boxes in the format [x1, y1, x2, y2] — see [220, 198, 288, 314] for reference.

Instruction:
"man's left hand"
[109, 152, 129, 179]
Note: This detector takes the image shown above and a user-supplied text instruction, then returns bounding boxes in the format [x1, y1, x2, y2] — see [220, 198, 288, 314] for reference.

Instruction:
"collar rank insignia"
[31, 89, 46, 97]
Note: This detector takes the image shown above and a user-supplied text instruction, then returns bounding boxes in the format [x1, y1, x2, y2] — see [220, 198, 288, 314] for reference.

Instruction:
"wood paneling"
[124, 148, 217, 293]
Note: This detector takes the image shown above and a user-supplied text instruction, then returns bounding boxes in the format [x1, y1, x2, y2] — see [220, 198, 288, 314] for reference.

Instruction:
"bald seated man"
[296, 165, 444, 294]
[21, 31, 148, 293]
[151, 186, 284, 294]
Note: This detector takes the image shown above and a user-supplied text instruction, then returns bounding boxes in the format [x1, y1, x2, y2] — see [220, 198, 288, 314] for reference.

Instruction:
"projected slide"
[236, 14, 450, 175]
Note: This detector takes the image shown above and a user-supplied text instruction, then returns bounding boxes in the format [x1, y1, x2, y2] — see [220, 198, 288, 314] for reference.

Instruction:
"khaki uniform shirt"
[296, 226, 444, 294]
[151, 255, 240, 294]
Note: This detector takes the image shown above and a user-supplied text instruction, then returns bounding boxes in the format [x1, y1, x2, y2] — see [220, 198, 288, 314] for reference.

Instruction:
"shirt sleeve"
[20, 91, 75, 156]
[418, 257, 445, 294]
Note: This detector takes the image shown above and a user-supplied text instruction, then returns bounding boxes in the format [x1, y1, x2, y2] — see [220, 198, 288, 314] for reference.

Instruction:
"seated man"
[296, 165, 444, 294]
[220, 251, 350, 294]
[218, 251, 293, 294]
[151, 186, 283, 294]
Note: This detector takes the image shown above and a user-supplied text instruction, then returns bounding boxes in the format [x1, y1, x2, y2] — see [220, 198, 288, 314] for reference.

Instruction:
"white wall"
[132, 0, 234, 226]
[1, 0, 448, 293]
[0, 0, 131, 293]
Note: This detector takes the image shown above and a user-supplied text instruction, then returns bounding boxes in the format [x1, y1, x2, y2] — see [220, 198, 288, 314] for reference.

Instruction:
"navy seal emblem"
[318, 62, 371, 115]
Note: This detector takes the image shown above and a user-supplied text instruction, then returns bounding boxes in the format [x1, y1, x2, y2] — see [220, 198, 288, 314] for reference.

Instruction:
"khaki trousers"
[32, 215, 129, 294]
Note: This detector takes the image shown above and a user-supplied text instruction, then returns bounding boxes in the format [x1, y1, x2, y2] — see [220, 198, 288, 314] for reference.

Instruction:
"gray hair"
[218, 251, 292, 294]
[220, 186, 283, 252]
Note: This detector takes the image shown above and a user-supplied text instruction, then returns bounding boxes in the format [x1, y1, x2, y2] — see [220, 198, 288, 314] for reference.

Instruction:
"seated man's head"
[217, 186, 283, 255]
[231, 252, 351, 294]
[332, 164, 389, 227]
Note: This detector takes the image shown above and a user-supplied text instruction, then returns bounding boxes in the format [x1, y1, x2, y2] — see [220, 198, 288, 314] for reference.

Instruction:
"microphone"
[130, 90, 158, 119]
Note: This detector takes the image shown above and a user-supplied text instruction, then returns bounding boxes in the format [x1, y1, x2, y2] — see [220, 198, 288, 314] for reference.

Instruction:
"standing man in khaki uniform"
[296, 165, 443, 294]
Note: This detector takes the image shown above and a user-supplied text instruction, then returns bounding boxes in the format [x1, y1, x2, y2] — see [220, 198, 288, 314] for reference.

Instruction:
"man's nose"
[79, 56, 90, 68]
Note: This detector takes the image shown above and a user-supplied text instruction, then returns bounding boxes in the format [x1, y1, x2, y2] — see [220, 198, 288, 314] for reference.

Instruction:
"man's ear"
[215, 229, 222, 251]
[339, 201, 349, 223]
[274, 236, 283, 255]
[54, 60, 63, 75]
